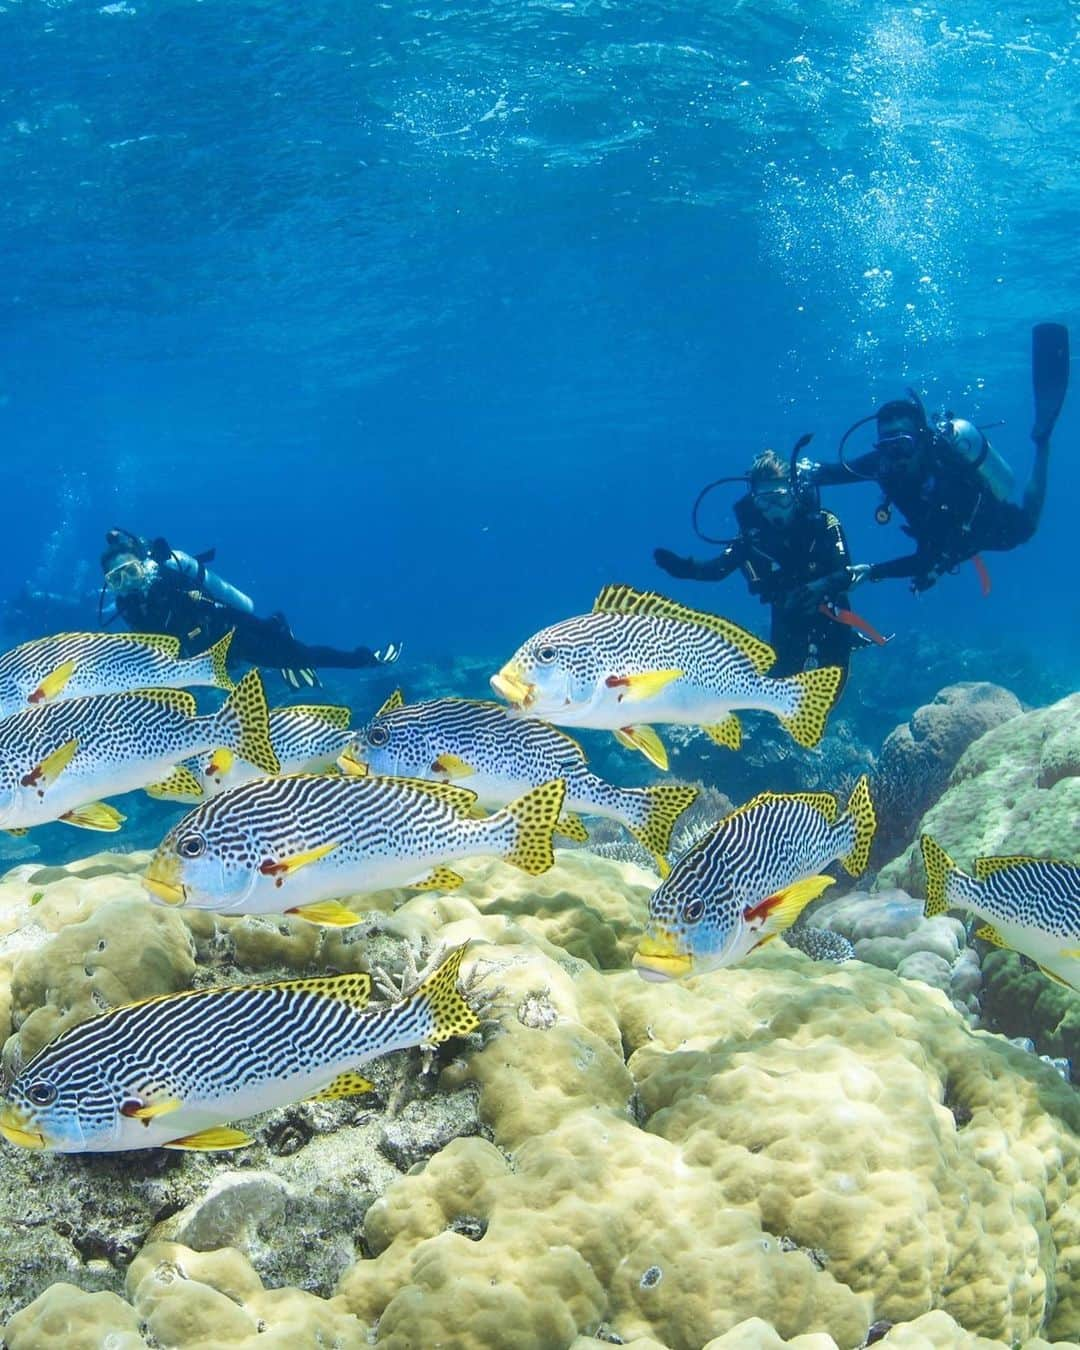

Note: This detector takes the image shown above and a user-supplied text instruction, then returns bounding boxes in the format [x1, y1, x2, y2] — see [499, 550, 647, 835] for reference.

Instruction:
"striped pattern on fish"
[0, 945, 477, 1152]
[0, 671, 277, 831]
[351, 693, 697, 866]
[491, 586, 842, 762]
[634, 777, 876, 979]
[0, 630, 233, 717]
[143, 772, 565, 920]
[921, 835, 1080, 991]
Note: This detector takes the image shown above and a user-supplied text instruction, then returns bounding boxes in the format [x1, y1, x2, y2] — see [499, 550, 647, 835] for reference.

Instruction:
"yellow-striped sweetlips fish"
[0, 630, 234, 717]
[349, 691, 697, 872]
[156, 704, 355, 803]
[0, 944, 478, 1153]
[491, 585, 843, 770]
[0, 670, 278, 832]
[921, 835, 1080, 991]
[143, 773, 566, 924]
[633, 776, 876, 980]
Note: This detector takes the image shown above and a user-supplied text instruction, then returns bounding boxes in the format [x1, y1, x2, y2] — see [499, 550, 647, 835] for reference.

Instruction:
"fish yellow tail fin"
[501, 778, 566, 875]
[206, 631, 235, 691]
[776, 666, 844, 749]
[920, 834, 962, 917]
[627, 784, 699, 868]
[840, 775, 876, 877]
[412, 944, 481, 1044]
[214, 670, 280, 774]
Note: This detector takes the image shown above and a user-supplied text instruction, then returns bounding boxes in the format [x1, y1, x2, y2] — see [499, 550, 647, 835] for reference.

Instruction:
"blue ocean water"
[1, 1, 1075, 709]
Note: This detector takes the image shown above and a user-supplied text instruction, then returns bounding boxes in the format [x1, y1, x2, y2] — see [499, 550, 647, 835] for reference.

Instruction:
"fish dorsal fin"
[592, 585, 775, 675]
[92, 970, 374, 1024]
[118, 632, 183, 656]
[727, 790, 839, 826]
[974, 855, 1039, 881]
[377, 689, 406, 716]
[384, 775, 479, 813]
[283, 703, 352, 729]
[125, 688, 198, 715]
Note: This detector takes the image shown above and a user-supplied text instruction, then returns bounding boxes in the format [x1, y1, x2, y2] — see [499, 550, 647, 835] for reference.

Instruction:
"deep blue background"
[1, 0, 1076, 693]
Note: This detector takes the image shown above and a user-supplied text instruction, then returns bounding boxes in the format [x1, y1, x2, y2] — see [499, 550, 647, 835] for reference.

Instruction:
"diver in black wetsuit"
[654, 449, 875, 691]
[811, 323, 1069, 593]
[100, 530, 401, 688]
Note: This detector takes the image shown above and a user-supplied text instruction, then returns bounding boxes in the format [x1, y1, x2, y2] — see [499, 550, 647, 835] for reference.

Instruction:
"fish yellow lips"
[490, 664, 536, 709]
[143, 856, 187, 906]
[632, 931, 694, 982]
[0, 1106, 46, 1149]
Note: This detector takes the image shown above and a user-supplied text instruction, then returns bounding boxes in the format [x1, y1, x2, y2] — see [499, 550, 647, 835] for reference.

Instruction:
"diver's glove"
[374, 642, 402, 664]
[785, 576, 835, 613]
[654, 548, 698, 579]
[847, 563, 872, 588]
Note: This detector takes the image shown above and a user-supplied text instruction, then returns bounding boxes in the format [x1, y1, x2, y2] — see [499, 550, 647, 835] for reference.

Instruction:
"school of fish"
[0, 590, 1073, 1156]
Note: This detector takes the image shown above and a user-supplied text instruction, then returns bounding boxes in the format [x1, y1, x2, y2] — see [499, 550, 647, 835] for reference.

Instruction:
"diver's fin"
[702, 715, 741, 750]
[29, 659, 78, 705]
[432, 753, 475, 780]
[554, 811, 590, 843]
[260, 840, 341, 884]
[306, 1071, 375, 1102]
[377, 689, 405, 716]
[285, 899, 361, 926]
[145, 765, 204, 802]
[163, 1126, 253, 1151]
[604, 669, 683, 702]
[613, 725, 669, 770]
[410, 866, 464, 891]
[839, 775, 877, 877]
[60, 802, 125, 831]
[1031, 322, 1069, 443]
[23, 738, 79, 788]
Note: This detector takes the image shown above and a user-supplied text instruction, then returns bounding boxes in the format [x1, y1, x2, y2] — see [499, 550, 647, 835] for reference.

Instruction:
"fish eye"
[682, 898, 706, 925]
[26, 1080, 57, 1107]
[536, 644, 558, 665]
[177, 833, 206, 860]
[367, 725, 389, 748]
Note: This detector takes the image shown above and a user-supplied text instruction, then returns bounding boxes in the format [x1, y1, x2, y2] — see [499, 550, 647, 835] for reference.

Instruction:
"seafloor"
[0, 683, 1077, 1350]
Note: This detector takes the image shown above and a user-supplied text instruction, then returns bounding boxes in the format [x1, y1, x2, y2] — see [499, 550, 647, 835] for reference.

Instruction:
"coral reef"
[868, 682, 1022, 869]
[1, 848, 1078, 1347]
[878, 692, 1080, 893]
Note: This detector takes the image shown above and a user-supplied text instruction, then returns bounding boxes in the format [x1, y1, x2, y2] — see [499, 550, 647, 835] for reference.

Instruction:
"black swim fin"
[1031, 322, 1069, 443]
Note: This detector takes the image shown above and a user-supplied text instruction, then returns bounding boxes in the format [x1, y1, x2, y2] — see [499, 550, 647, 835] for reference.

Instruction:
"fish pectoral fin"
[974, 923, 1010, 949]
[431, 753, 475, 780]
[613, 725, 669, 771]
[702, 715, 742, 750]
[337, 749, 368, 776]
[145, 766, 204, 801]
[1059, 948, 1080, 960]
[30, 659, 78, 704]
[306, 1070, 375, 1102]
[605, 669, 683, 702]
[410, 866, 464, 892]
[743, 875, 835, 935]
[60, 802, 125, 831]
[206, 748, 234, 779]
[260, 841, 340, 883]
[121, 1096, 183, 1122]
[163, 1126, 254, 1151]
[285, 900, 362, 927]
[554, 811, 589, 843]
[24, 738, 79, 789]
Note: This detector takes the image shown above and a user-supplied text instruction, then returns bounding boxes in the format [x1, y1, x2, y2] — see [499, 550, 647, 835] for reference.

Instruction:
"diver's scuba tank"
[161, 549, 256, 614]
[935, 416, 1015, 501]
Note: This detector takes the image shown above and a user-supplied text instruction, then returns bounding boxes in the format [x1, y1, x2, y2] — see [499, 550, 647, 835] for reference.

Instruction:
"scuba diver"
[100, 530, 401, 689]
[654, 444, 882, 692]
[810, 323, 1070, 593]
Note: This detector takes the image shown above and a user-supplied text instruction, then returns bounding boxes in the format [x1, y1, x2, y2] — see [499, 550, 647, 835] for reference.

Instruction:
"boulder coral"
[0, 849, 1077, 1348]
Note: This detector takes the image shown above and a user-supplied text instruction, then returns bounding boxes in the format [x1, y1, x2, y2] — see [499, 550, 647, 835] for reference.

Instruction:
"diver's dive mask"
[104, 556, 151, 595]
